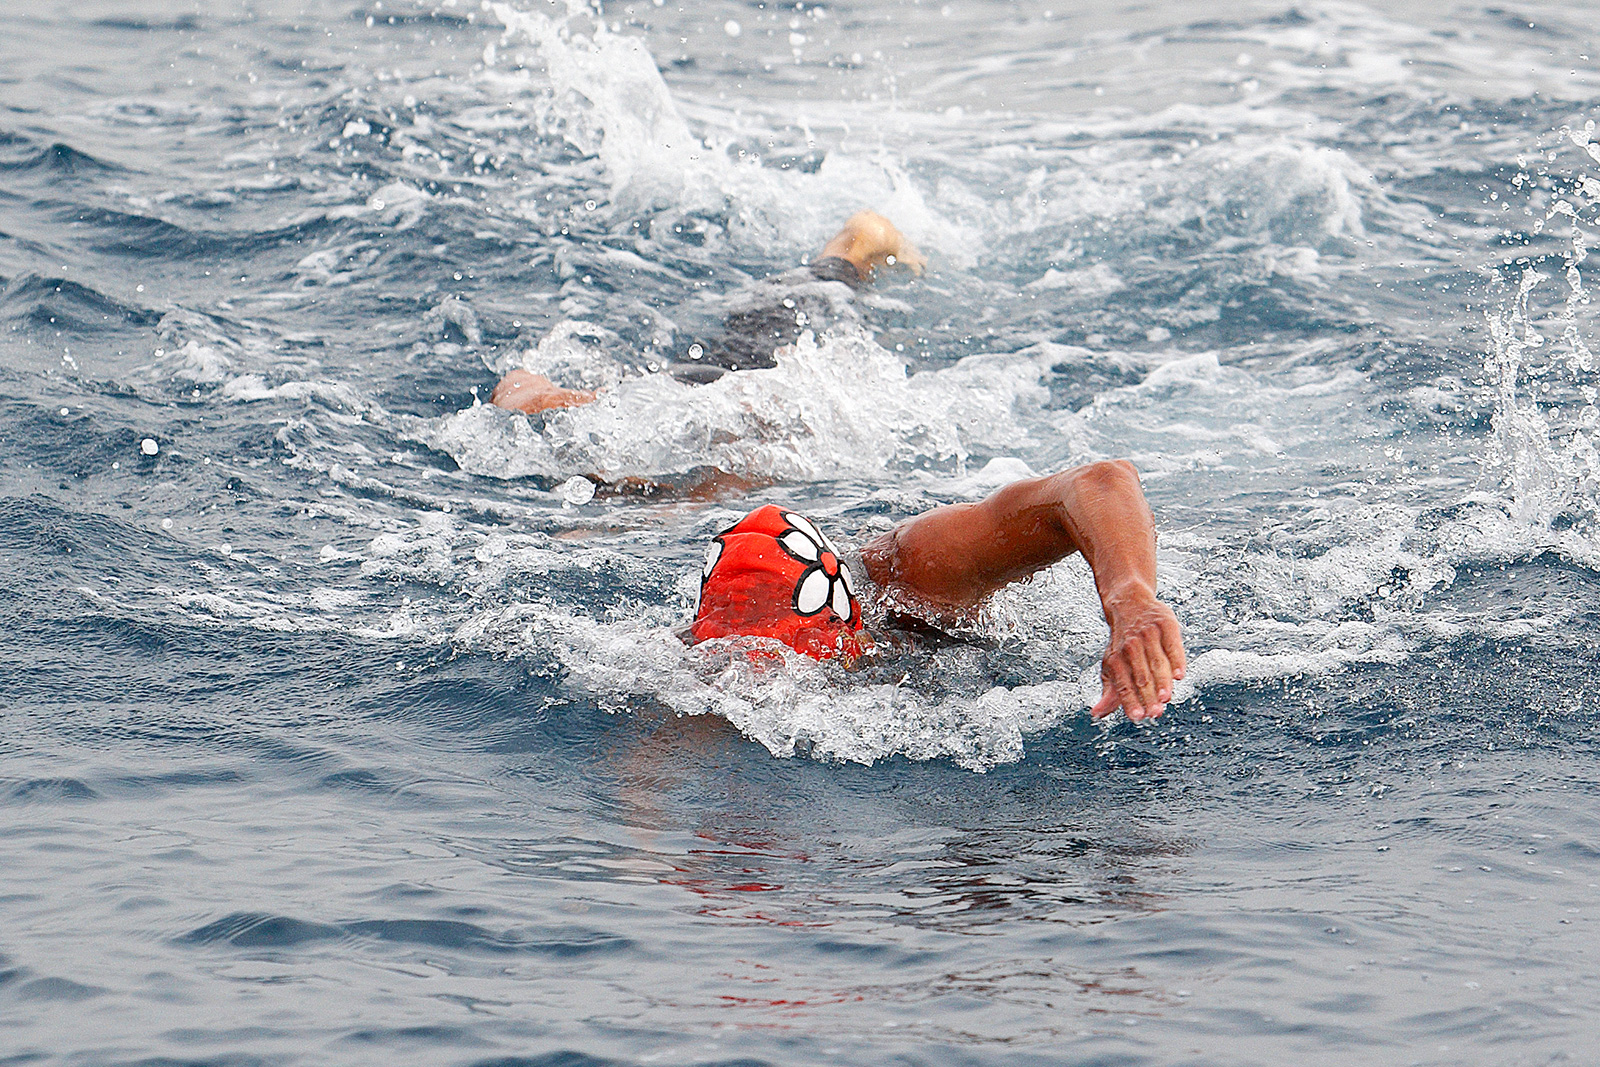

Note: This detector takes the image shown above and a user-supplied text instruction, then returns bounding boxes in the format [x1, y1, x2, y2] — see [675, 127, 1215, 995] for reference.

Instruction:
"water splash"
[483, 0, 957, 256]
[1486, 120, 1600, 532]
[449, 551, 1095, 772]
[489, 0, 696, 204]
[408, 328, 1053, 483]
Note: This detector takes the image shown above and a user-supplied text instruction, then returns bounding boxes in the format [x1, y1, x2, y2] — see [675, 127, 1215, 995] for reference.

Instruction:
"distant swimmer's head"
[820, 211, 927, 279]
[691, 505, 870, 662]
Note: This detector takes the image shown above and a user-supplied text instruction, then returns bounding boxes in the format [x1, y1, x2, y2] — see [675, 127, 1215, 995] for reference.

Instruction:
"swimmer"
[489, 210, 925, 415]
[692, 460, 1186, 723]
[486, 212, 1182, 718]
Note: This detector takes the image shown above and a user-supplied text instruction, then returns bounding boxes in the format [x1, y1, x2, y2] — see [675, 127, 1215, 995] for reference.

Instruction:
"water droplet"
[558, 476, 596, 506]
[140, 438, 159, 456]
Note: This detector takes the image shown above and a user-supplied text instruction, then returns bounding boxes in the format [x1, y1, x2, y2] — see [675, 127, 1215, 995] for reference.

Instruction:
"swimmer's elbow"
[1069, 459, 1140, 489]
[1046, 460, 1151, 543]
[1039, 460, 1140, 510]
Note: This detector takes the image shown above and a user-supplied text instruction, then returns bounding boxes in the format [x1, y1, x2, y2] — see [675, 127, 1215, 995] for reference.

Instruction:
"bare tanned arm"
[860, 460, 1187, 722]
[489, 369, 597, 415]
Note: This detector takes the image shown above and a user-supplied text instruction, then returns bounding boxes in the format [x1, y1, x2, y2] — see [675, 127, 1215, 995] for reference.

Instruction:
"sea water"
[3, 0, 1600, 1063]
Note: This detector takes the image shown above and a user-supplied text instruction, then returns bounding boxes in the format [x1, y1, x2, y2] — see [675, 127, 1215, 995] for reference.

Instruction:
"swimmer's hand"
[490, 369, 597, 414]
[1090, 591, 1186, 723]
[820, 210, 927, 279]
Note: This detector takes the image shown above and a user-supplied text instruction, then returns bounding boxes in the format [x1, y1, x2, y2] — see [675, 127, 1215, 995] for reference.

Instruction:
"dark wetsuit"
[667, 256, 864, 384]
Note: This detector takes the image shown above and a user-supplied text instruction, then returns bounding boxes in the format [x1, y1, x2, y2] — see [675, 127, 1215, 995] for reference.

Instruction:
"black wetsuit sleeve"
[806, 255, 866, 289]
[669, 258, 866, 380]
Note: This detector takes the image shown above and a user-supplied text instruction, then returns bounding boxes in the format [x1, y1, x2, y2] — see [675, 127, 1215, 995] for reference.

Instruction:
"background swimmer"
[487, 210, 924, 414]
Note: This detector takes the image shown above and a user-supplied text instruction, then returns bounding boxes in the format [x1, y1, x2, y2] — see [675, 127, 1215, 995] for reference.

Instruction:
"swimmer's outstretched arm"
[489, 370, 595, 414]
[489, 211, 923, 415]
[859, 460, 1186, 723]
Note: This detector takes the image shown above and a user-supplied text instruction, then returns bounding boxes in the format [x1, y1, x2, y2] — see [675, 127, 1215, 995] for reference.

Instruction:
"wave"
[0, 140, 123, 175]
[0, 273, 158, 334]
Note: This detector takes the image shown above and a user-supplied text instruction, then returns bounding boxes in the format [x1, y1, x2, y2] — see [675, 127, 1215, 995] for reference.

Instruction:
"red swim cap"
[691, 505, 868, 661]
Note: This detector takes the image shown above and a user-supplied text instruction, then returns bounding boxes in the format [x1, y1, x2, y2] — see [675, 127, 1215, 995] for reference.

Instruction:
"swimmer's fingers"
[1144, 638, 1173, 713]
[1161, 612, 1188, 681]
[1090, 685, 1120, 720]
[1121, 631, 1163, 719]
[1129, 616, 1181, 717]
[1130, 605, 1188, 711]
[1099, 606, 1185, 722]
[1101, 654, 1147, 722]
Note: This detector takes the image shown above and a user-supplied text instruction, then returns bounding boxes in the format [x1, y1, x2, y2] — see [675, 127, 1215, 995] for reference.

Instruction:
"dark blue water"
[4, 0, 1600, 1063]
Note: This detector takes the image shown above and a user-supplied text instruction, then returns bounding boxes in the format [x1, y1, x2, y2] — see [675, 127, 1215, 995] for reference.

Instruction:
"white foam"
[494, 319, 624, 386]
[455, 600, 1082, 771]
[491, 1, 698, 204]
[409, 328, 1053, 482]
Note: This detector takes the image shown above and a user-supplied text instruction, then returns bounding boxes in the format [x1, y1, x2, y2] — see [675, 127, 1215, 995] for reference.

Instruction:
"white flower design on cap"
[776, 512, 857, 623]
[701, 537, 724, 581]
[694, 536, 726, 615]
